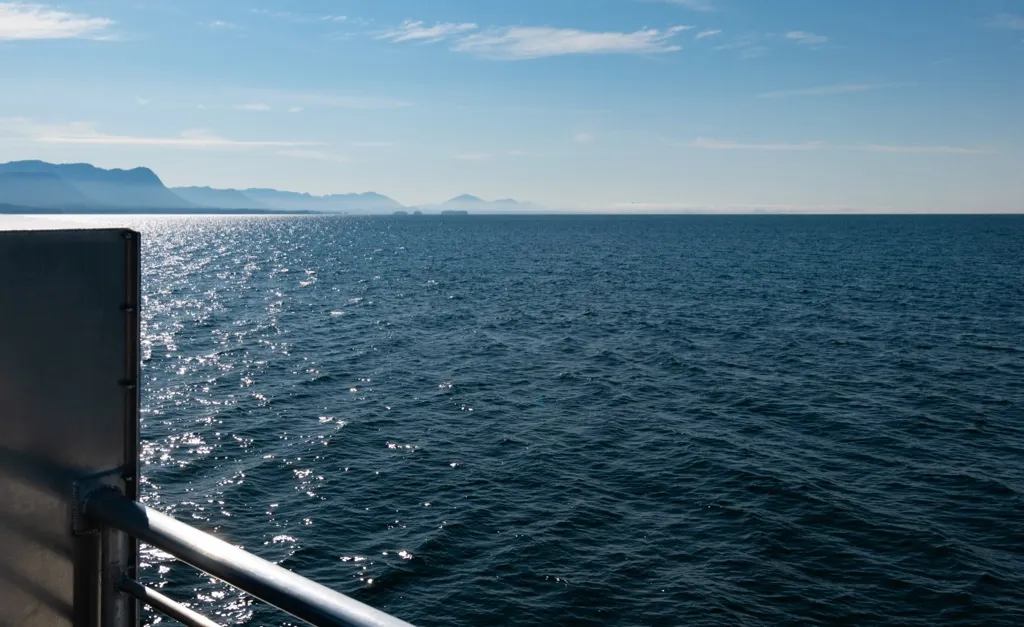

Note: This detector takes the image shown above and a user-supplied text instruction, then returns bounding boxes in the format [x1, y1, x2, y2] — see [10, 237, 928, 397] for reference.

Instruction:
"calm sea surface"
[122, 215, 1024, 626]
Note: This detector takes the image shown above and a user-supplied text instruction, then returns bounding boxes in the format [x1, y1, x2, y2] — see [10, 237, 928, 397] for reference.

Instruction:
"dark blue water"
[133, 215, 1024, 626]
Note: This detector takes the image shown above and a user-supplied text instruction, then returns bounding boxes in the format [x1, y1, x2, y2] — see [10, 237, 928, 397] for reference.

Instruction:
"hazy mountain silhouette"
[0, 160, 544, 214]
[0, 172, 96, 209]
[423, 195, 546, 213]
[172, 186, 270, 210]
[322, 192, 404, 213]
[241, 188, 403, 213]
[0, 160, 194, 209]
[0, 201, 58, 214]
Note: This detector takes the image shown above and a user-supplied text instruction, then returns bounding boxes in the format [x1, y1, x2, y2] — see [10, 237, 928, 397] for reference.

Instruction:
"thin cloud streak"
[378, 20, 477, 43]
[0, 2, 114, 40]
[40, 134, 314, 148]
[253, 91, 411, 110]
[452, 25, 692, 60]
[234, 103, 272, 111]
[0, 117, 319, 149]
[687, 138, 823, 151]
[786, 31, 828, 45]
[714, 36, 770, 59]
[757, 83, 904, 99]
[652, 0, 716, 11]
[679, 137, 989, 154]
[250, 9, 353, 24]
[856, 144, 990, 155]
[989, 13, 1024, 30]
[206, 20, 241, 30]
[695, 29, 722, 40]
[277, 149, 351, 162]
[378, 19, 693, 59]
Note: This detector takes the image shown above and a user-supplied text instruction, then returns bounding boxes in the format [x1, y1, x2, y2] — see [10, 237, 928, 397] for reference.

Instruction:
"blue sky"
[1, 0, 1022, 211]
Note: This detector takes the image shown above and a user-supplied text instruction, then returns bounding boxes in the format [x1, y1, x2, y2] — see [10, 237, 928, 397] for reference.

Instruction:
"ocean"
[127, 215, 1023, 626]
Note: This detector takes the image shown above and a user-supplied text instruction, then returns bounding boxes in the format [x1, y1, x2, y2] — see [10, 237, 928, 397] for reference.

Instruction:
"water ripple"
[119, 215, 1024, 626]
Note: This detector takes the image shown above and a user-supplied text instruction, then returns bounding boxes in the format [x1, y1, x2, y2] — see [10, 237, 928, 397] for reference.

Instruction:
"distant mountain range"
[417, 194, 546, 213]
[0, 160, 545, 214]
[0, 161, 195, 210]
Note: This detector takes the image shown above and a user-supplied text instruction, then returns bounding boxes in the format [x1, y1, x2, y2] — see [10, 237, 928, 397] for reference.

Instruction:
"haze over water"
[129, 214, 1023, 626]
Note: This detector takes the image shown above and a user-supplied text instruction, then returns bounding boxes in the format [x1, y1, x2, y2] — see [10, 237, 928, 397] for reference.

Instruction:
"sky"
[0, 0, 1023, 212]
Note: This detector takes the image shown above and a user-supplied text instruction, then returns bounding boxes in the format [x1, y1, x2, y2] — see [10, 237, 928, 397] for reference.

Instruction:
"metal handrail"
[118, 576, 223, 627]
[83, 489, 416, 627]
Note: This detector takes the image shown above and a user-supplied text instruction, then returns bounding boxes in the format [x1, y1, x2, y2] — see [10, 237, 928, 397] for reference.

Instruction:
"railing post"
[101, 526, 133, 627]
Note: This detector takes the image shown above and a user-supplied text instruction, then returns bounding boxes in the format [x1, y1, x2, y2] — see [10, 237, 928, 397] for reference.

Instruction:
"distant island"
[416, 194, 545, 214]
[0, 160, 547, 215]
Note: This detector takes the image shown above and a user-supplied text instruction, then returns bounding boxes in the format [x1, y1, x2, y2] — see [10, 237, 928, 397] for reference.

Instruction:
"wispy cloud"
[508, 149, 526, 156]
[378, 20, 477, 43]
[377, 19, 693, 59]
[233, 103, 272, 111]
[248, 8, 309, 23]
[0, 2, 114, 40]
[250, 8, 360, 25]
[250, 8, 293, 19]
[855, 144, 989, 155]
[714, 31, 829, 58]
[287, 106, 304, 113]
[695, 29, 722, 40]
[455, 153, 490, 160]
[653, 0, 716, 11]
[253, 91, 411, 110]
[352, 141, 396, 148]
[989, 13, 1024, 30]
[786, 31, 828, 45]
[714, 36, 769, 59]
[452, 25, 692, 60]
[206, 20, 241, 30]
[687, 138, 823, 151]
[757, 83, 903, 99]
[0, 117, 318, 148]
[277, 149, 350, 163]
[676, 136, 988, 154]
[135, 96, 151, 106]
[574, 132, 595, 144]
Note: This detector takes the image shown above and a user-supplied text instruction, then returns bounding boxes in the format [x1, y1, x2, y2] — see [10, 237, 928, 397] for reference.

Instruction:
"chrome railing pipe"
[84, 489, 415, 627]
[118, 577, 223, 627]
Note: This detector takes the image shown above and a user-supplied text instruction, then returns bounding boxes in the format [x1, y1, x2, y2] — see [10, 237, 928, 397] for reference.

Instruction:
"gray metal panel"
[0, 229, 139, 627]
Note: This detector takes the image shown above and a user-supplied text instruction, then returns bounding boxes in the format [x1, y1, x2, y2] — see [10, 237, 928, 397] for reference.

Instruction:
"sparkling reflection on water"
[122, 215, 1024, 626]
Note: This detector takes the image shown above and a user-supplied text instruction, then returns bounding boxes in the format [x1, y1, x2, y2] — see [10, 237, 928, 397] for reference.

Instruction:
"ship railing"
[82, 488, 415, 627]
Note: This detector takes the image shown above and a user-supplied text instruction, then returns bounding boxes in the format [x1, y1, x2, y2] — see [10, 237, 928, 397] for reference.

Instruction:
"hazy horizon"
[1, 1, 1022, 212]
